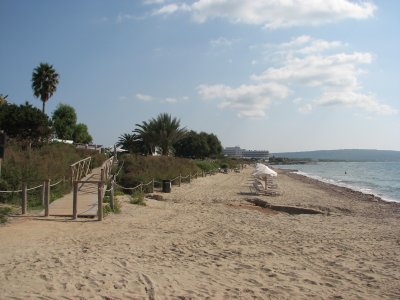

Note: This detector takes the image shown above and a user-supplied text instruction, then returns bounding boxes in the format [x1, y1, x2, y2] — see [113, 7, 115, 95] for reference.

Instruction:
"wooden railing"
[72, 156, 116, 221]
[100, 156, 115, 182]
[70, 157, 92, 185]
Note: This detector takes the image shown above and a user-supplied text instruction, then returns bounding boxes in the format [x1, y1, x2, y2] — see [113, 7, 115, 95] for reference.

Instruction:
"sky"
[1, 0, 399, 152]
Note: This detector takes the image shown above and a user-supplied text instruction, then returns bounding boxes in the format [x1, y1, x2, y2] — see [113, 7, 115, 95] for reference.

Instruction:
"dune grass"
[118, 155, 201, 190]
[0, 206, 12, 224]
[0, 142, 107, 206]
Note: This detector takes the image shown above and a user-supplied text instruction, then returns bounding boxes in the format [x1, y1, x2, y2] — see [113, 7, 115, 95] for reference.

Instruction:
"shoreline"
[276, 166, 400, 204]
[277, 168, 400, 217]
[0, 167, 399, 299]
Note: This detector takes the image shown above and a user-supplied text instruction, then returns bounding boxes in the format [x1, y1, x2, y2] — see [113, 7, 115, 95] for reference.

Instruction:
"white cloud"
[198, 82, 289, 118]
[297, 39, 344, 54]
[164, 97, 178, 103]
[116, 13, 145, 23]
[251, 52, 373, 89]
[210, 37, 237, 48]
[152, 0, 376, 29]
[198, 36, 397, 117]
[136, 93, 154, 101]
[298, 103, 313, 114]
[143, 0, 165, 4]
[316, 91, 397, 115]
[152, 3, 190, 16]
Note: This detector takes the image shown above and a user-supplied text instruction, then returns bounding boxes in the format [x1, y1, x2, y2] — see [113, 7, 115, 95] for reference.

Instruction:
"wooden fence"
[114, 169, 219, 194]
[1, 156, 220, 221]
[71, 155, 116, 221]
[0, 178, 66, 216]
[70, 156, 92, 185]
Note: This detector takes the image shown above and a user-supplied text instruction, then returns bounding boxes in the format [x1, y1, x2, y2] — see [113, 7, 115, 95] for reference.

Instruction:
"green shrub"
[129, 191, 146, 206]
[0, 206, 12, 224]
[119, 155, 200, 189]
[0, 141, 106, 205]
[195, 160, 219, 172]
[113, 198, 121, 213]
[103, 195, 121, 213]
[219, 158, 240, 169]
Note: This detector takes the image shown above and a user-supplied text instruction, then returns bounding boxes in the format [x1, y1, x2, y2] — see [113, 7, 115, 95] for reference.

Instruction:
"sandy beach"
[1, 167, 399, 299]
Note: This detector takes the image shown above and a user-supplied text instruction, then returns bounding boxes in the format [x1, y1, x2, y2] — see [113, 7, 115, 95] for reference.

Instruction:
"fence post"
[140, 184, 143, 193]
[21, 182, 27, 215]
[101, 168, 105, 182]
[70, 166, 74, 186]
[98, 182, 104, 221]
[72, 181, 78, 220]
[110, 180, 115, 211]
[152, 178, 154, 193]
[44, 179, 50, 217]
[179, 174, 181, 187]
[41, 181, 46, 206]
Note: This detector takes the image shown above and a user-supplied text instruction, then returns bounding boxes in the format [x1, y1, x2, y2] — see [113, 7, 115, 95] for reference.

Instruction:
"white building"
[223, 146, 269, 161]
[222, 146, 243, 158]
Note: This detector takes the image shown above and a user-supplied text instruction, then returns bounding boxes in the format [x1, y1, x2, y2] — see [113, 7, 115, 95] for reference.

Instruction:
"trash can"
[162, 180, 171, 193]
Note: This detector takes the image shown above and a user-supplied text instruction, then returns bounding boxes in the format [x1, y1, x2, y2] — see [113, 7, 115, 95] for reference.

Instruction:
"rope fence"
[0, 178, 65, 194]
[1, 155, 221, 220]
[0, 177, 68, 216]
[111, 169, 219, 195]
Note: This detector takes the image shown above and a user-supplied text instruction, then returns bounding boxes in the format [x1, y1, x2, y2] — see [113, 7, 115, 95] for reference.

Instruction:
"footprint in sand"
[138, 273, 156, 300]
[75, 282, 85, 290]
[303, 278, 318, 285]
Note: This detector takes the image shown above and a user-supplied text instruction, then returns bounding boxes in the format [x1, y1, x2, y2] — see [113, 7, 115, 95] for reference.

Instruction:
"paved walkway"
[46, 167, 103, 218]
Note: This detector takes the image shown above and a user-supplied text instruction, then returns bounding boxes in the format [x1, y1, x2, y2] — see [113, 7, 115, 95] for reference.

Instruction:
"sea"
[275, 161, 400, 203]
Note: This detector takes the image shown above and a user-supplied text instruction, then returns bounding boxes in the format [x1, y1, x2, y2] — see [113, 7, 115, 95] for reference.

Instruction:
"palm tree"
[133, 120, 157, 155]
[32, 63, 59, 114]
[117, 133, 140, 153]
[151, 113, 186, 156]
[133, 113, 186, 156]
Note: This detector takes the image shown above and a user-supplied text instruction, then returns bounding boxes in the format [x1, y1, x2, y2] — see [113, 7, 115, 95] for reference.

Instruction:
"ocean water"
[276, 161, 400, 203]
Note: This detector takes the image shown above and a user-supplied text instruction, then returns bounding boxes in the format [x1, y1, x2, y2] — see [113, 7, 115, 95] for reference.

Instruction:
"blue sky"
[1, 0, 399, 152]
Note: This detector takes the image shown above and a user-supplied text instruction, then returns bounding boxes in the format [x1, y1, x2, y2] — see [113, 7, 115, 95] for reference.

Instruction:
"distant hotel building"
[223, 146, 269, 161]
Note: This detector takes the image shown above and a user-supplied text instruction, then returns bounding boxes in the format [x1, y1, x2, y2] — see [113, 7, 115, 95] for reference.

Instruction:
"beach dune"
[0, 167, 399, 299]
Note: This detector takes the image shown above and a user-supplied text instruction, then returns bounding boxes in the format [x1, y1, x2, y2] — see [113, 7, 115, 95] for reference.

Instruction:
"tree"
[73, 123, 92, 144]
[32, 62, 59, 114]
[203, 132, 222, 158]
[174, 131, 222, 159]
[52, 103, 77, 140]
[174, 131, 209, 158]
[151, 113, 186, 155]
[51, 103, 93, 143]
[117, 133, 143, 154]
[0, 102, 52, 148]
[133, 120, 157, 155]
[132, 113, 186, 156]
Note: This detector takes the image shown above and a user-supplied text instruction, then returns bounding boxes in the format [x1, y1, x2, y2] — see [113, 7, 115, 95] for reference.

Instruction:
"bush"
[218, 158, 241, 170]
[103, 195, 121, 214]
[129, 191, 146, 206]
[0, 206, 12, 224]
[119, 155, 200, 189]
[195, 160, 219, 172]
[0, 142, 107, 205]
